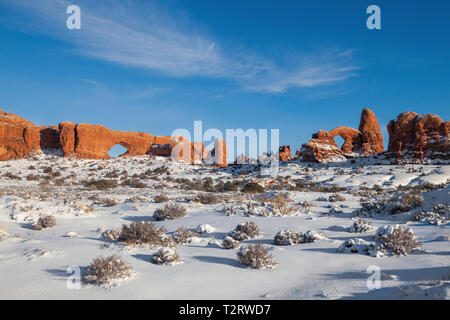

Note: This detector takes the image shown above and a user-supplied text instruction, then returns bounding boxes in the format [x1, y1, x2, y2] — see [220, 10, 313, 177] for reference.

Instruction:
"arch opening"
[333, 136, 345, 150]
[108, 144, 128, 158]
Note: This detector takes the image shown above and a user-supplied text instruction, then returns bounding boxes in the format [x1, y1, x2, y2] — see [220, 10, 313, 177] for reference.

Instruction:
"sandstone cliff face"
[0, 110, 226, 166]
[298, 108, 384, 162]
[0, 110, 61, 161]
[387, 112, 449, 160]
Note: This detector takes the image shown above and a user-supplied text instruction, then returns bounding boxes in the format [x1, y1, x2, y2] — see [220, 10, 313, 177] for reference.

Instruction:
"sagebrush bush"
[273, 230, 304, 245]
[237, 244, 276, 269]
[229, 221, 262, 241]
[154, 194, 169, 203]
[172, 227, 194, 244]
[414, 204, 449, 225]
[193, 193, 221, 204]
[118, 221, 174, 247]
[32, 215, 56, 230]
[83, 255, 133, 287]
[121, 179, 147, 188]
[347, 219, 375, 233]
[82, 179, 118, 190]
[153, 204, 187, 221]
[152, 248, 182, 265]
[329, 194, 346, 202]
[102, 229, 121, 241]
[222, 236, 240, 249]
[99, 198, 120, 207]
[375, 225, 421, 255]
[242, 182, 265, 194]
[273, 230, 325, 245]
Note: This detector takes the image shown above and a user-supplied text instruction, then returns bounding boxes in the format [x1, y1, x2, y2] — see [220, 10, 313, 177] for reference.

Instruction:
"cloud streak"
[0, 0, 359, 93]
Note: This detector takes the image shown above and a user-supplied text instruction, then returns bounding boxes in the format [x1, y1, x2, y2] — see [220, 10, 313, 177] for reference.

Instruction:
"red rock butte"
[387, 111, 449, 161]
[0, 110, 227, 166]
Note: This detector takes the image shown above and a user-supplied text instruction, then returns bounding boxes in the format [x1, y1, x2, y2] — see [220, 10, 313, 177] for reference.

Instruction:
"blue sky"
[0, 0, 449, 154]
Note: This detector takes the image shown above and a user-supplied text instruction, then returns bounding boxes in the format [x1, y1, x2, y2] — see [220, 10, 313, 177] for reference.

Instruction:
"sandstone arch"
[0, 110, 225, 165]
[328, 126, 361, 154]
[299, 108, 384, 162]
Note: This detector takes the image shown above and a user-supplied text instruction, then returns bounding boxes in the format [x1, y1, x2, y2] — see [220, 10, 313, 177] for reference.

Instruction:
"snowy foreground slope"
[0, 155, 449, 300]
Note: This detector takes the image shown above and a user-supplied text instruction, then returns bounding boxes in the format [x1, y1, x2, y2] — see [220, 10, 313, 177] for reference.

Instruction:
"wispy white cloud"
[81, 79, 106, 87]
[0, 0, 359, 93]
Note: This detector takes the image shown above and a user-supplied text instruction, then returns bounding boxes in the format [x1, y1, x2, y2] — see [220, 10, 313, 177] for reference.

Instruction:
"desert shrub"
[172, 227, 194, 244]
[237, 244, 276, 269]
[51, 171, 61, 177]
[196, 224, 216, 234]
[329, 194, 346, 202]
[154, 194, 169, 203]
[273, 230, 325, 245]
[272, 203, 298, 216]
[118, 221, 174, 247]
[258, 192, 292, 205]
[152, 248, 182, 265]
[153, 204, 187, 221]
[347, 219, 375, 233]
[32, 215, 56, 230]
[102, 229, 121, 241]
[99, 198, 120, 207]
[216, 181, 238, 192]
[358, 192, 424, 216]
[222, 236, 240, 249]
[82, 179, 118, 190]
[42, 166, 53, 174]
[414, 204, 449, 225]
[242, 182, 265, 194]
[105, 170, 119, 178]
[229, 221, 262, 241]
[193, 193, 221, 204]
[83, 255, 133, 287]
[375, 225, 421, 255]
[273, 230, 304, 245]
[3, 172, 21, 180]
[337, 238, 380, 257]
[26, 174, 40, 181]
[53, 178, 65, 186]
[372, 184, 383, 193]
[387, 193, 423, 213]
[121, 179, 147, 188]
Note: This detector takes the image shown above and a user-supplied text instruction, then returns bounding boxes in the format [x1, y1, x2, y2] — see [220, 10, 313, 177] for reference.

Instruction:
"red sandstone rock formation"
[0, 110, 216, 165]
[279, 145, 293, 161]
[387, 112, 449, 160]
[0, 110, 61, 161]
[298, 108, 384, 162]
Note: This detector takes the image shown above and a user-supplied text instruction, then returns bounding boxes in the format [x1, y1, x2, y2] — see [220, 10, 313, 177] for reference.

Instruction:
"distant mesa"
[0, 110, 227, 167]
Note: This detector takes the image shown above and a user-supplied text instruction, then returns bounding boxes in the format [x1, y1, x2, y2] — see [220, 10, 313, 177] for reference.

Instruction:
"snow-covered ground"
[0, 154, 448, 299]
